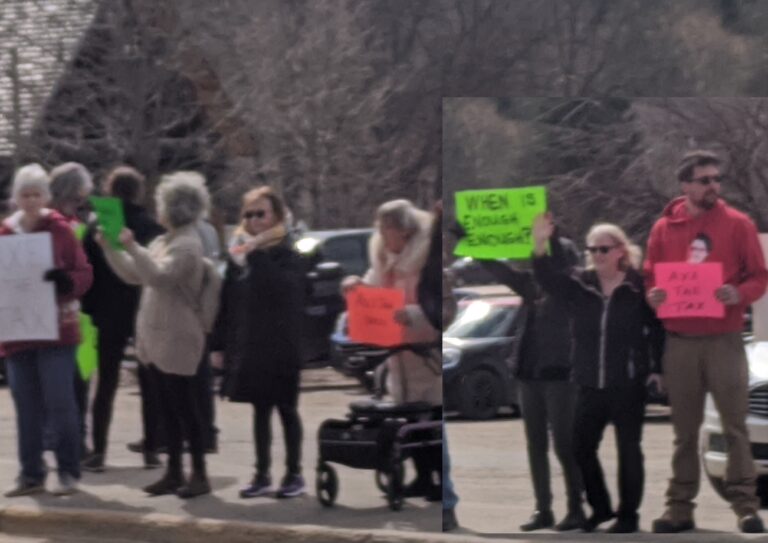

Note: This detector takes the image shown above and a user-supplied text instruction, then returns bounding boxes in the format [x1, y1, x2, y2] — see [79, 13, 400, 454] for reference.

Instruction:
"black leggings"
[90, 328, 130, 455]
[253, 401, 303, 477]
[152, 365, 206, 475]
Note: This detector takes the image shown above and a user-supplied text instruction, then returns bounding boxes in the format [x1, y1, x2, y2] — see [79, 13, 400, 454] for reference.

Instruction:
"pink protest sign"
[346, 285, 406, 346]
[655, 262, 724, 319]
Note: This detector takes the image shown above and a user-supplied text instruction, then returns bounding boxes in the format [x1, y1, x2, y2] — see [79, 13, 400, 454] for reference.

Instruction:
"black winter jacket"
[532, 255, 664, 389]
[480, 236, 580, 380]
[81, 202, 164, 336]
[209, 237, 306, 405]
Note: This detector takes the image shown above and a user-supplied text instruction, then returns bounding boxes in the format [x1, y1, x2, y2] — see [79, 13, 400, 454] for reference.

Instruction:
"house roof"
[0, 0, 97, 157]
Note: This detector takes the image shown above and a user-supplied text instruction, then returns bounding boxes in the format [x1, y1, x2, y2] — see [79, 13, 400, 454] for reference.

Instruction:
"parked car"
[443, 285, 522, 420]
[702, 339, 768, 505]
[449, 257, 502, 287]
[294, 228, 373, 364]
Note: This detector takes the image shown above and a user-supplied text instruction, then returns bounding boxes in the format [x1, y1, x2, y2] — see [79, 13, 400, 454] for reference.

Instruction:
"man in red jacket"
[645, 150, 768, 534]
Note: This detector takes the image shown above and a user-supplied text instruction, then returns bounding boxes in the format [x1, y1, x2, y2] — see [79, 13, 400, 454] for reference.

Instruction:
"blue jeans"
[7, 346, 81, 484]
[443, 425, 459, 510]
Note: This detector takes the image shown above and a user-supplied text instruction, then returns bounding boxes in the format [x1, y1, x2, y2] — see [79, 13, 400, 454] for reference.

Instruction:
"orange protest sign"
[655, 262, 724, 319]
[346, 285, 406, 346]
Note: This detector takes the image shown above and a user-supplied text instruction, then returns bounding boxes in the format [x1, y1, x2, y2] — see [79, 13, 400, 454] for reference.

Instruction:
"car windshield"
[445, 299, 519, 339]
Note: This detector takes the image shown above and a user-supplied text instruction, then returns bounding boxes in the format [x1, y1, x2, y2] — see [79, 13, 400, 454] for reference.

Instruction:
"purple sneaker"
[276, 473, 305, 498]
[239, 474, 272, 498]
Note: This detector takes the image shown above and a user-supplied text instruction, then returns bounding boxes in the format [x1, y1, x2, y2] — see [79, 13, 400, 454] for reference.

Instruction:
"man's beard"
[698, 192, 718, 210]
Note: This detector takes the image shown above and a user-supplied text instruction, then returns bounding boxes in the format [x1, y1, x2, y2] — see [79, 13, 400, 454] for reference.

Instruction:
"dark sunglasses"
[243, 210, 267, 219]
[688, 175, 724, 185]
[586, 245, 617, 255]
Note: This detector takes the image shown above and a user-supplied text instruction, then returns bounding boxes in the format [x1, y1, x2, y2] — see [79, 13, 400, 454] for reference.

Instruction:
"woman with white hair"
[98, 171, 212, 498]
[0, 163, 93, 497]
[341, 199, 441, 499]
[532, 213, 664, 534]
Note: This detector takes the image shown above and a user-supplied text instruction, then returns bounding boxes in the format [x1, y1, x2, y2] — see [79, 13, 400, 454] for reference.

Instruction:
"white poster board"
[0, 232, 59, 341]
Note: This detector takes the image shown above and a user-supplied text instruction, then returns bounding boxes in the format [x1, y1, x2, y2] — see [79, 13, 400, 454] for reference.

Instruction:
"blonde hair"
[375, 199, 420, 235]
[234, 186, 286, 236]
[585, 223, 642, 271]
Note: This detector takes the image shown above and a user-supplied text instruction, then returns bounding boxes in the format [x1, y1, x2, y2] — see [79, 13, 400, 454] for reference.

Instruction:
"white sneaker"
[51, 474, 79, 496]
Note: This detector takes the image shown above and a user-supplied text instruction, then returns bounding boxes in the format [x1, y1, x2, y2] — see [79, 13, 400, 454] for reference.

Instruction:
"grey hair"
[155, 171, 210, 228]
[375, 199, 420, 235]
[49, 162, 93, 207]
[12, 163, 50, 201]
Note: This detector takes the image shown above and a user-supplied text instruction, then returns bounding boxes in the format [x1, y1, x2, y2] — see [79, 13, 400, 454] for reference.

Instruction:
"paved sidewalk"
[0, 367, 441, 540]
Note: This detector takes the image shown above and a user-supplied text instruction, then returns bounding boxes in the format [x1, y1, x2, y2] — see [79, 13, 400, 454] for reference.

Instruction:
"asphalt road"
[447, 405, 768, 542]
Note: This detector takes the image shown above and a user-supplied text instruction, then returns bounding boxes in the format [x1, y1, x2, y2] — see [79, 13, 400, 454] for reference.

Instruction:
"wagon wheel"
[316, 462, 338, 507]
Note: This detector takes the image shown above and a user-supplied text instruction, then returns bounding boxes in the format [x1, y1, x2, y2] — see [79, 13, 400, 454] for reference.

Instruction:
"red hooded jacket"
[0, 209, 93, 356]
[644, 197, 768, 335]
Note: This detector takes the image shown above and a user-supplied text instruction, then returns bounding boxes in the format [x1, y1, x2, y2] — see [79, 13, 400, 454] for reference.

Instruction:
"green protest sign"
[453, 186, 548, 260]
[89, 196, 125, 250]
[73, 223, 87, 242]
[77, 312, 99, 381]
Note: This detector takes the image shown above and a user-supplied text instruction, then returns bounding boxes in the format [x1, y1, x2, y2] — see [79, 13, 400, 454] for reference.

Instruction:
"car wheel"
[458, 369, 501, 420]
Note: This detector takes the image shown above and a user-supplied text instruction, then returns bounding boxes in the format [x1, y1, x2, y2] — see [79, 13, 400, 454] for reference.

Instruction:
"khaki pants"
[663, 332, 758, 520]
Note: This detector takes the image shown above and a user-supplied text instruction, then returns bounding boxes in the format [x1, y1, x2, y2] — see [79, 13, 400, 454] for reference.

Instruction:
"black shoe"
[582, 510, 615, 532]
[652, 515, 695, 533]
[403, 479, 433, 498]
[176, 473, 211, 499]
[81, 453, 105, 473]
[607, 516, 639, 534]
[143, 451, 162, 469]
[425, 484, 442, 502]
[443, 508, 459, 532]
[520, 510, 555, 531]
[143, 474, 184, 495]
[80, 444, 92, 461]
[555, 509, 586, 531]
[739, 513, 764, 533]
[128, 440, 168, 454]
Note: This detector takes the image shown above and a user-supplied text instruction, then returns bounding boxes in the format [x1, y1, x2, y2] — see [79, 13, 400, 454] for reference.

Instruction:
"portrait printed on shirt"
[688, 232, 712, 264]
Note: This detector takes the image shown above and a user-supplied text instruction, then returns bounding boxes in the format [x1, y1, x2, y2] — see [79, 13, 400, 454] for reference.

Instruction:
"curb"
[0, 505, 463, 543]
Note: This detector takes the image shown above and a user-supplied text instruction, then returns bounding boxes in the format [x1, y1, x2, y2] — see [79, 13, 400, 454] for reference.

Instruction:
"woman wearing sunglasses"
[532, 213, 664, 534]
[209, 186, 307, 499]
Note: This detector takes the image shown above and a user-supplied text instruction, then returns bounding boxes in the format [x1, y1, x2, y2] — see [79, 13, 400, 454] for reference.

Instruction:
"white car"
[701, 339, 768, 505]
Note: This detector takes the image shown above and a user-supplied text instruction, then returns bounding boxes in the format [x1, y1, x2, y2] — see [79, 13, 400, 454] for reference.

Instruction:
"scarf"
[228, 223, 287, 267]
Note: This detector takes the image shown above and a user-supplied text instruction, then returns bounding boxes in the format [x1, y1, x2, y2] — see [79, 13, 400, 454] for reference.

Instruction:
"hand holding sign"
[89, 197, 125, 250]
[715, 284, 741, 305]
[532, 212, 554, 256]
[654, 262, 725, 319]
[454, 186, 548, 260]
[346, 285, 405, 347]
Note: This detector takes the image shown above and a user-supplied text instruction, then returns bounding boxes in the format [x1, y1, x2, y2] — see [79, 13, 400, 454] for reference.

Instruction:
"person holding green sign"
[48, 162, 96, 461]
[81, 166, 165, 472]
